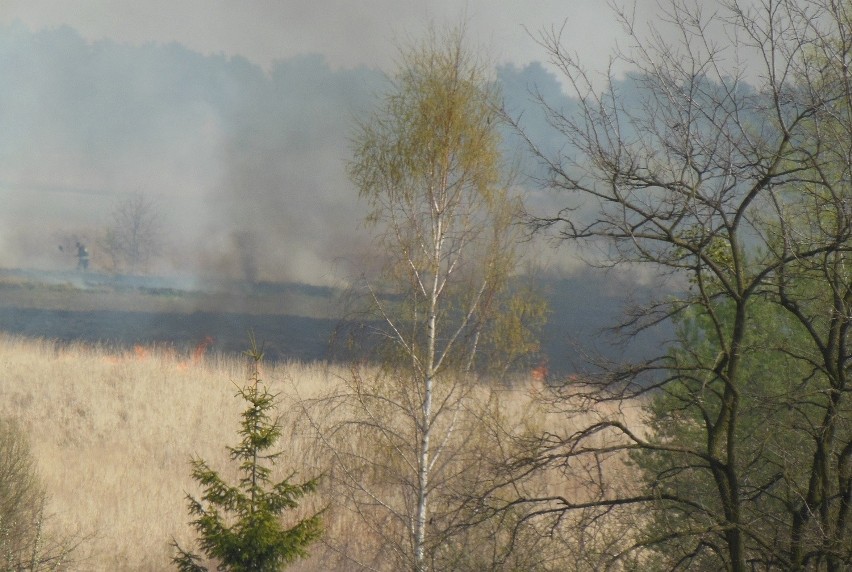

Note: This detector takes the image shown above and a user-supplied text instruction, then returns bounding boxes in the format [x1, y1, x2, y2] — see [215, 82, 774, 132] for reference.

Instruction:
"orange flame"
[531, 364, 548, 382]
[192, 336, 215, 363]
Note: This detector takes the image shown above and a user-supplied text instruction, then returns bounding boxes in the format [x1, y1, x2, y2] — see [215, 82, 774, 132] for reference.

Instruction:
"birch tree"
[309, 26, 544, 572]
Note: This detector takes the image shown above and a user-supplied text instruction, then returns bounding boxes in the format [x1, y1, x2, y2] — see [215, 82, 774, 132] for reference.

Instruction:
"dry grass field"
[0, 334, 338, 570]
[0, 333, 647, 570]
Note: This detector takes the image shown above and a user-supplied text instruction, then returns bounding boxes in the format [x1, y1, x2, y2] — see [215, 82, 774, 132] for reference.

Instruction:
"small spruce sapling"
[172, 339, 322, 572]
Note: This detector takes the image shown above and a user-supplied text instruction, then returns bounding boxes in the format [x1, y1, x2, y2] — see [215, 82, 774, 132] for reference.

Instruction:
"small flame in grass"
[192, 336, 215, 363]
[98, 338, 216, 372]
[101, 344, 150, 366]
[531, 363, 549, 382]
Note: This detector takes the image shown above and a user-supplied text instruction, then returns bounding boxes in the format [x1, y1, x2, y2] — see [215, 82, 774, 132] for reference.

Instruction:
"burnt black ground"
[0, 268, 345, 362]
[0, 306, 339, 362]
[0, 267, 672, 375]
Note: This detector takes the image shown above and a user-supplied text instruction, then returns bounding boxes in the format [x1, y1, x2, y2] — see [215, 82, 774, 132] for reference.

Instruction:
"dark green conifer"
[172, 339, 322, 572]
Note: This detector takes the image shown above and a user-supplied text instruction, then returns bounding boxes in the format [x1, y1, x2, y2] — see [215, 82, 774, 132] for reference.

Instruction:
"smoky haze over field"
[0, 23, 380, 284]
[0, 22, 577, 286]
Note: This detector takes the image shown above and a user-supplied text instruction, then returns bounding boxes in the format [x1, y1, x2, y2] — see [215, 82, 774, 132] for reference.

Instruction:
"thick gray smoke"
[0, 24, 384, 284]
[0, 23, 590, 286]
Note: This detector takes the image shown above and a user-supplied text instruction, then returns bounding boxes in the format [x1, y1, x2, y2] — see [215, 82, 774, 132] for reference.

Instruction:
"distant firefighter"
[76, 242, 89, 271]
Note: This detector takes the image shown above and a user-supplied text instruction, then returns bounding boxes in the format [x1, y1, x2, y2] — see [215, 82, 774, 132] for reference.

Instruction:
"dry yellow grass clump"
[0, 333, 648, 570]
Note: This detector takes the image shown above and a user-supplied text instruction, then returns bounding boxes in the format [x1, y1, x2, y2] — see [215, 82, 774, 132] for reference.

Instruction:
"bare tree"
[102, 192, 163, 274]
[498, 1, 852, 570]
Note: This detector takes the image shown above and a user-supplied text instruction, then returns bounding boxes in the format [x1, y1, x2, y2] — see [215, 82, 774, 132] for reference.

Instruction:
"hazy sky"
[0, 1, 638, 77]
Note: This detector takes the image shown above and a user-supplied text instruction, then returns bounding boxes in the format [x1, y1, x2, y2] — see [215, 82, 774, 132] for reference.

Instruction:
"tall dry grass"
[0, 334, 337, 570]
[0, 334, 648, 570]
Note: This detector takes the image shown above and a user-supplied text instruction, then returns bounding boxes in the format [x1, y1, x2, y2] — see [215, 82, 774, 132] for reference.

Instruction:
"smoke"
[0, 1, 638, 81]
[0, 22, 606, 286]
[0, 23, 385, 285]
